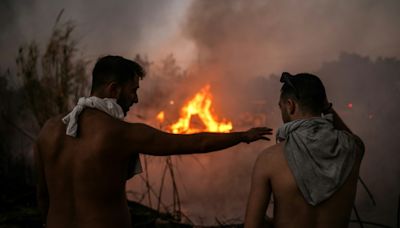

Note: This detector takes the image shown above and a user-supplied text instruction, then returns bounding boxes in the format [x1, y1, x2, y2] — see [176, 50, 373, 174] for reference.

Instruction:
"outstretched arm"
[245, 151, 273, 228]
[124, 123, 272, 156]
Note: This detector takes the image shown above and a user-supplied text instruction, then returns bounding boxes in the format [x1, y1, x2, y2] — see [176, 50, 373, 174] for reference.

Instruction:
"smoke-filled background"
[1, 0, 399, 227]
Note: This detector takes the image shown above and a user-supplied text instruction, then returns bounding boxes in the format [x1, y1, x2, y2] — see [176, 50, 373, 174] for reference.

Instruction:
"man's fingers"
[256, 128, 273, 135]
[245, 127, 274, 143]
[254, 127, 273, 131]
[260, 136, 271, 141]
[259, 132, 272, 136]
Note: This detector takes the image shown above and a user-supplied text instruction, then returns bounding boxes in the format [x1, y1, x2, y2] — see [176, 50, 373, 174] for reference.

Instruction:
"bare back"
[36, 108, 271, 228]
[267, 143, 362, 228]
[36, 109, 135, 228]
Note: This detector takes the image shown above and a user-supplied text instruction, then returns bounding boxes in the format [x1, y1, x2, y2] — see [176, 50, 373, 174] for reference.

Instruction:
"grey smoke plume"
[184, 0, 400, 78]
[128, 1, 400, 226]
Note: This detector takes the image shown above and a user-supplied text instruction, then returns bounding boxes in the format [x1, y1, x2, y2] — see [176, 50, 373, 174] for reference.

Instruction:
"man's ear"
[105, 82, 122, 98]
[287, 98, 296, 115]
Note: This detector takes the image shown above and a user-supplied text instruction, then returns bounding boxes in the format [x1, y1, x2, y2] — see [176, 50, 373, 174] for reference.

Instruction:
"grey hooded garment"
[276, 114, 364, 206]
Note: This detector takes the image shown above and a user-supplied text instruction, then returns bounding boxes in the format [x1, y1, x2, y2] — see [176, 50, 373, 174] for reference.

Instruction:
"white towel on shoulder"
[62, 96, 142, 177]
[62, 96, 124, 137]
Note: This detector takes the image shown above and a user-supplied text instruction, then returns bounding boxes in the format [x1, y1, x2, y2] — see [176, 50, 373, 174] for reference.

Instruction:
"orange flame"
[156, 111, 165, 123]
[159, 85, 233, 134]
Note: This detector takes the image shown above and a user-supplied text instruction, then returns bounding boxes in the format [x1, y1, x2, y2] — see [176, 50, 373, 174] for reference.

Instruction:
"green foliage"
[16, 18, 88, 128]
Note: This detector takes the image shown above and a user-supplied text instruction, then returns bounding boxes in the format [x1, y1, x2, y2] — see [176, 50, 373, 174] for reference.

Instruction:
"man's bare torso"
[37, 109, 135, 228]
[265, 143, 362, 228]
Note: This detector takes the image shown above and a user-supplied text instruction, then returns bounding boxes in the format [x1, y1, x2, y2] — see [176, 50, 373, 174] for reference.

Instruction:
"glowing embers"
[157, 85, 233, 134]
[156, 111, 165, 123]
[347, 103, 353, 109]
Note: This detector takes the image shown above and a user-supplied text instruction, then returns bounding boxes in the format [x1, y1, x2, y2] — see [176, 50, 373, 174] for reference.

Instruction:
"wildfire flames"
[156, 85, 233, 134]
[156, 111, 165, 123]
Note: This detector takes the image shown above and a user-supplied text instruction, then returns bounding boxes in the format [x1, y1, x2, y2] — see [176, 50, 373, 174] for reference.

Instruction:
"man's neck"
[90, 92, 112, 99]
[290, 112, 320, 122]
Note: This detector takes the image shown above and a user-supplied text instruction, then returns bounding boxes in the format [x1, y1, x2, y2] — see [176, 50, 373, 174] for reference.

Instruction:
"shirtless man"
[34, 55, 273, 228]
[244, 72, 364, 228]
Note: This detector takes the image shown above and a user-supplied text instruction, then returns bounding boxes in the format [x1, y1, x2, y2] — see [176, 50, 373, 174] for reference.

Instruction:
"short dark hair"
[91, 55, 145, 92]
[280, 72, 327, 115]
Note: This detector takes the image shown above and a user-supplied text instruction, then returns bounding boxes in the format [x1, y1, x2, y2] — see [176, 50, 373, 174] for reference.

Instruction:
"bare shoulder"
[257, 143, 284, 164]
[37, 114, 65, 141]
[254, 143, 285, 176]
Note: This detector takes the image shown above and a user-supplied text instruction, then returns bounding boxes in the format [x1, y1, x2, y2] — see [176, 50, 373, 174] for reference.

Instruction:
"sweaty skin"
[244, 142, 362, 228]
[34, 108, 271, 228]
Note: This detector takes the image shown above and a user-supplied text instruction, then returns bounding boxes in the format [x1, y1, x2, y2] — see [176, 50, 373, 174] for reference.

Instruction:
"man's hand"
[242, 127, 273, 144]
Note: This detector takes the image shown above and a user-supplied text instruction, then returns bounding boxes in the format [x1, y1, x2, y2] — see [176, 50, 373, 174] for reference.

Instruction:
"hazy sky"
[1, 0, 399, 75]
[184, 0, 400, 78]
[0, 0, 194, 69]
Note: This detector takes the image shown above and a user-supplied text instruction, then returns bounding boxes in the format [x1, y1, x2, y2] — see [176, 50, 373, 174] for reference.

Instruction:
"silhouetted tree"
[16, 14, 88, 128]
[0, 13, 89, 227]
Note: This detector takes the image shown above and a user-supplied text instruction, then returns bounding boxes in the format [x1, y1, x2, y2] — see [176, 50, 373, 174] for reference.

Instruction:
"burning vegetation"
[156, 85, 233, 134]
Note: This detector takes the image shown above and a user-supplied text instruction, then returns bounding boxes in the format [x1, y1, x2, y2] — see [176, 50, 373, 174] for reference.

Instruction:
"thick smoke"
[127, 1, 400, 226]
[184, 0, 400, 78]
